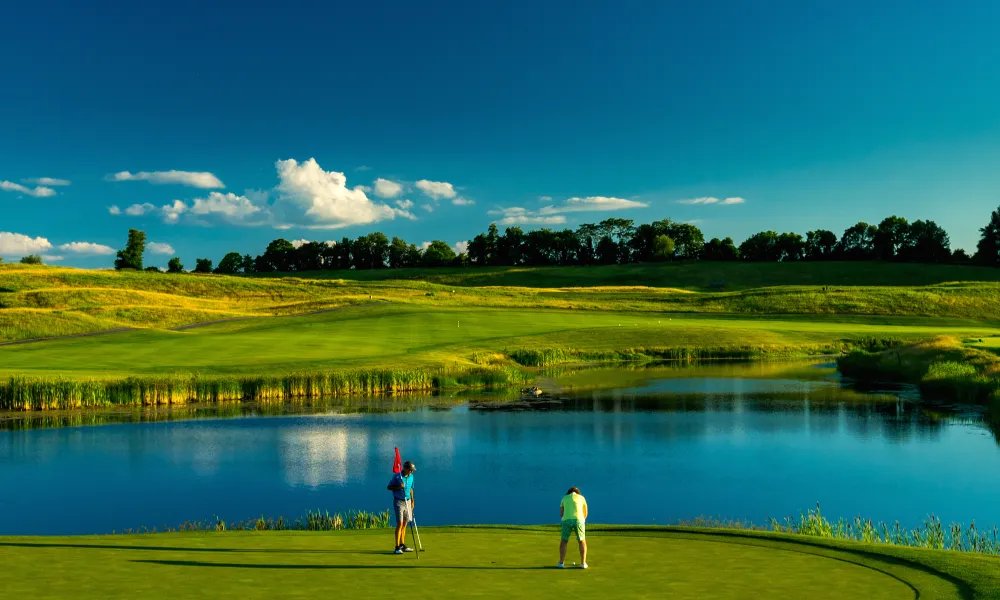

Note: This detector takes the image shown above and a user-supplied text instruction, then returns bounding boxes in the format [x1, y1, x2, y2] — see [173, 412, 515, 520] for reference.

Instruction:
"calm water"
[2, 365, 999, 535]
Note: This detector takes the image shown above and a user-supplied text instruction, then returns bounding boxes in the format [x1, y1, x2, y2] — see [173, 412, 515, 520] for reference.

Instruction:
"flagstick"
[408, 501, 419, 560]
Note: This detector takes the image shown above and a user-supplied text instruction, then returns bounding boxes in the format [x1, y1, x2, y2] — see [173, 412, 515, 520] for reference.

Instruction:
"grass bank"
[838, 336, 1000, 403]
[0, 527, 995, 599]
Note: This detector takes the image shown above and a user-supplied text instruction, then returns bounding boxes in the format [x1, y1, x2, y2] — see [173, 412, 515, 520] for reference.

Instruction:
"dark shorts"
[393, 499, 410, 526]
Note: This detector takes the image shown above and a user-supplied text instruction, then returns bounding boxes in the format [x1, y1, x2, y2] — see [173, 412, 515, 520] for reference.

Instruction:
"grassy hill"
[3, 261, 1000, 409]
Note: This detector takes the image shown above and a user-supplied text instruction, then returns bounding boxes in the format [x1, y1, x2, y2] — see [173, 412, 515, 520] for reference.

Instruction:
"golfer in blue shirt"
[387, 460, 416, 554]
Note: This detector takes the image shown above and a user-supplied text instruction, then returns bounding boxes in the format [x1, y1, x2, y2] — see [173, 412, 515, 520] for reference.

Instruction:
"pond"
[1, 362, 999, 535]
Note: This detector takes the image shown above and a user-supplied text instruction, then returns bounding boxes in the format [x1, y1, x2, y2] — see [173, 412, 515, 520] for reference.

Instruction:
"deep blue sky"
[3, 0, 1000, 267]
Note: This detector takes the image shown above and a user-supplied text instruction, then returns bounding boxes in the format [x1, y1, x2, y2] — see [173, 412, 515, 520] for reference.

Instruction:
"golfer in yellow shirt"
[558, 486, 588, 569]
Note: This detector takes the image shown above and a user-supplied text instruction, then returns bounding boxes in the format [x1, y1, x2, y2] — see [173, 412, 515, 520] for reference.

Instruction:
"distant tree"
[975, 206, 1000, 266]
[467, 233, 488, 266]
[261, 239, 295, 272]
[523, 229, 559, 266]
[215, 252, 244, 274]
[144, 266, 161, 273]
[167, 257, 184, 273]
[776, 232, 805, 262]
[804, 230, 838, 260]
[240, 254, 255, 274]
[352, 232, 390, 269]
[421, 241, 457, 267]
[739, 231, 781, 261]
[838, 222, 877, 260]
[653, 235, 675, 261]
[20, 254, 43, 265]
[951, 249, 972, 264]
[334, 237, 353, 270]
[576, 223, 600, 265]
[194, 258, 213, 273]
[485, 223, 501, 266]
[293, 241, 327, 271]
[873, 216, 910, 260]
[599, 218, 635, 263]
[899, 220, 950, 263]
[702, 237, 739, 261]
[0, 257, 4, 264]
[595, 235, 619, 265]
[114, 228, 146, 270]
[499, 226, 525, 266]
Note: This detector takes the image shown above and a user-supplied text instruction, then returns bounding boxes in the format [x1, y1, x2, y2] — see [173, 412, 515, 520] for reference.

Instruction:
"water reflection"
[1, 369, 999, 536]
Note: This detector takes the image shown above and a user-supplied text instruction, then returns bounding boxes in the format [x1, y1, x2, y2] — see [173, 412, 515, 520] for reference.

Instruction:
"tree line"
[107, 206, 1000, 273]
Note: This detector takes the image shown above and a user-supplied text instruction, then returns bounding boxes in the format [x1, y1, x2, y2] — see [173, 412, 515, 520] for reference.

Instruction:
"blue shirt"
[390, 473, 413, 501]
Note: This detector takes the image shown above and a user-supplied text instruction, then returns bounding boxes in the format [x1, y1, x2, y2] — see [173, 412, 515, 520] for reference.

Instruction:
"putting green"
[0, 528, 977, 599]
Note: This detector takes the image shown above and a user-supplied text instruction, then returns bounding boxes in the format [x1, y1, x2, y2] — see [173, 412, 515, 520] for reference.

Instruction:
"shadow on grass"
[0, 541, 384, 555]
[134, 559, 552, 571]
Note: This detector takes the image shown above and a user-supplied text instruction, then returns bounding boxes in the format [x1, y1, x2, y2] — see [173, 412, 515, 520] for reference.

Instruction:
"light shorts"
[393, 499, 410, 526]
[561, 519, 585, 542]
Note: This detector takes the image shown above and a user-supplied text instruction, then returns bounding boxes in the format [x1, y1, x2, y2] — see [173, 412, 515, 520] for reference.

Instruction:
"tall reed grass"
[114, 509, 392, 534]
[0, 366, 529, 411]
[679, 503, 1000, 555]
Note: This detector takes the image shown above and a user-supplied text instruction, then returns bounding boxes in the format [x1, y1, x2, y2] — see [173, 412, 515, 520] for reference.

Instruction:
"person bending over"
[558, 486, 588, 569]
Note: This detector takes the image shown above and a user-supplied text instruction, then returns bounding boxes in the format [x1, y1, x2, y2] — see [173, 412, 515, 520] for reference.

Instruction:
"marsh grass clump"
[122, 509, 392, 534]
[681, 503, 999, 555]
[0, 365, 529, 411]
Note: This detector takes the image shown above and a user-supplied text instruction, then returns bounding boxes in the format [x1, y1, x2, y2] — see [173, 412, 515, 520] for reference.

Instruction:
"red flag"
[393, 447, 402, 474]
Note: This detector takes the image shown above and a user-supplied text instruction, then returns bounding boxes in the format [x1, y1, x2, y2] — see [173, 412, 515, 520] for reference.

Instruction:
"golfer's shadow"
[133, 559, 551, 571]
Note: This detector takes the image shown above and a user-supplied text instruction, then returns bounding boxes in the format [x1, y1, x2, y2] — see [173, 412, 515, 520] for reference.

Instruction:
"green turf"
[3, 528, 995, 599]
[2, 303, 998, 376]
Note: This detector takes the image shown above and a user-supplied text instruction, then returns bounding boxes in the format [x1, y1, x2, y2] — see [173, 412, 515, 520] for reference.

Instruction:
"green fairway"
[2, 303, 999, 376]
[2, 528, 994, 599]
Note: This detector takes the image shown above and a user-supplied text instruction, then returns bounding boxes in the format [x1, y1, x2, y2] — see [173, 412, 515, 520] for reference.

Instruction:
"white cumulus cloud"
[42, 255, 64, 262]
[396, 199, 414, 210]
[452, 197, 475, 206]
[109, 170, 224, 189]
[0, 232, 53, 256]
[538, 195, 553, 202]
[108, 205, 122, 215]
[1, 181, 56, 197]
[420, 204, 434, 213]
[488, 195, 644, 226]
[58, 242, 115, 255]
[454, 241, 469, 254]
[678, 196, 745, 205]
[147, 242, 175, 255]
[272, 158, 404, 230]
[23, 177, 71, 186]
[125, 202, 156, 216]
[161, 200, 188, 223]
[415, 180, 457, 200]
[374, 178, 404, 198]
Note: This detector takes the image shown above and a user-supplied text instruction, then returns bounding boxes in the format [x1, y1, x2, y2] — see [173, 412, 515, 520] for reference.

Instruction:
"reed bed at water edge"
[678, 503, 1000, 555]
[0, 366, 528, 410]
[114, 510, 392, 535]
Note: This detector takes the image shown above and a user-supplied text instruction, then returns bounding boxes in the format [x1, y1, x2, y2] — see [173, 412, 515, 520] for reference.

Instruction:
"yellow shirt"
[560, 493, 587, 522]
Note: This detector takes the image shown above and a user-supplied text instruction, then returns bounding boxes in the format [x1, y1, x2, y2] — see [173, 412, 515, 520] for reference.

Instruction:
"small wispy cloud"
[374, 178, 404, 199]
[420, 204, 434, 213]
[488, 207, 567, 226]
[125, 203, 156, 216]
[109, 170, 225, 189]
[355, 165, 373, 172]
[395, 199, 414, 210]
[538, 195, 552, 202]
[678, 197, 745, 205]
[58, 242, 116, 255]
[23, 177, 71, 186]
[0, 181, 56, 197]
[147, 242, 175, 255]
[108, 206, 122, 215]
[452, 197, 475, 206]
[415, 180, 457, 200]
[488, 195, 645, 226]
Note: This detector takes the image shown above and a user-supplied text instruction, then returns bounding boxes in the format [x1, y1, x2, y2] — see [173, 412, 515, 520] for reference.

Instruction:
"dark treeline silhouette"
[114, 207, 1000, 273]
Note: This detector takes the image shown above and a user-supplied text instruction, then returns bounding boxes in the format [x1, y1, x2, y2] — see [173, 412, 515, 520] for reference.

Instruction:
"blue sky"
[3, 0, 1000, 268]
